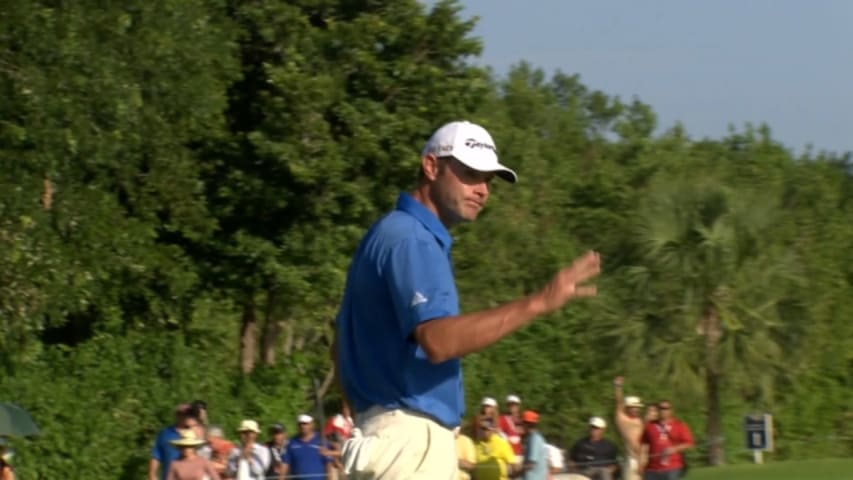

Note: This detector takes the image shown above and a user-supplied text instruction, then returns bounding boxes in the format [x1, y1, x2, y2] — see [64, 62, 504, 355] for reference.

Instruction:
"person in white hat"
[165, 429, 221, 480]
[225, 420, 270, 480]
[498, 395, 524, 462]
[334, 120, 601, 480]
[613, 376, 645, 480]
[568, 417, 619, 480]
[281, 415, 333, 480]
[480, 397, 499, 420]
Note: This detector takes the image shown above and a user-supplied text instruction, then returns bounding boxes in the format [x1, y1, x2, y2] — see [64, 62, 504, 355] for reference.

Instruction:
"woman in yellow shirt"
[473, 417, 518, 480]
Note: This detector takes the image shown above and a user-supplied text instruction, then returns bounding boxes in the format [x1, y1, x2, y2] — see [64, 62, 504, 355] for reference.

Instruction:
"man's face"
[659, 402, 674, 421]
[481, 405, 496, 417]
[239, 430, 257, 445]
[428, 156, 494, 226]
[626, 406, 641, 418]
[508, 403, 520, 415]
[590, 426, 605, 441]
[645, 406, 660, 422]
[182, 416, 203, 439]
[298, 421, 313, 436]
[273, 431, 286, 444]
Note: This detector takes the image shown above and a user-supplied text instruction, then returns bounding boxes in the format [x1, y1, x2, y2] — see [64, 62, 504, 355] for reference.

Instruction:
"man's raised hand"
[537, 250, 601, 314]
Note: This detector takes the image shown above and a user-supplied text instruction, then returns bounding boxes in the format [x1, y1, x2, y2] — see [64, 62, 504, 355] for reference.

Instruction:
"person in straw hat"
[225, 420, 270, 480]
[166, 429, 221, 480]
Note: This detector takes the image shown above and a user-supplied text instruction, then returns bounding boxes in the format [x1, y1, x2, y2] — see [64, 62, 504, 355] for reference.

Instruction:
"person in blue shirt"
[520, 411, 548, 480]
[148, 404, 198, 480]
[334, 120, 601, 480]
[281, 415, 332, 479]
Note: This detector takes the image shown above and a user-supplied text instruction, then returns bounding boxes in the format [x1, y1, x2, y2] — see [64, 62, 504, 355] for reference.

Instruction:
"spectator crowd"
[148, 377, 693, 480]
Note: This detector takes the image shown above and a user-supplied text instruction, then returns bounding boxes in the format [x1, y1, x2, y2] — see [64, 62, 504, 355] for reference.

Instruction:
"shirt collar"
[395, 193, 453, 251]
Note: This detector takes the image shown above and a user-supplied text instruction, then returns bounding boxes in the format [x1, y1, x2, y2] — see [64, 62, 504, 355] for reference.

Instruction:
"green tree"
[604, 171, 801, 465]
[195, 0, 491, 383]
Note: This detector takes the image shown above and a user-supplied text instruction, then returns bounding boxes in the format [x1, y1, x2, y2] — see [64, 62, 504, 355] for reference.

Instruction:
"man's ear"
[421, 154, 441, 181]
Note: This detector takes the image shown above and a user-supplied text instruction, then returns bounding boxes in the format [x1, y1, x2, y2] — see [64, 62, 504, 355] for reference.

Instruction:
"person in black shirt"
[264, 423, 287, 479]
[569, 417, 619, 480]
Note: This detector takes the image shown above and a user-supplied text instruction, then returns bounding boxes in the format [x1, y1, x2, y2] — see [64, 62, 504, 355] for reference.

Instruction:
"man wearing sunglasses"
[640, 401, 694, 480]
[334, 120, 601, 479]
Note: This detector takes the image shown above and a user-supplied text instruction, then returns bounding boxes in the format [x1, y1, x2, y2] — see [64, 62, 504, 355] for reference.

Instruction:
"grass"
[687, 458, 853, 480]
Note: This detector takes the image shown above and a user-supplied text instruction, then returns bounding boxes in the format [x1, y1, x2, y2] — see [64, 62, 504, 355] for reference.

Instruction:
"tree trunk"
[313, 365, 336, 404]
[260, 289, 281, 366]
[42, 174, 53, 210]
[240, 300, 257, 375]
[703, 305, 725, 466]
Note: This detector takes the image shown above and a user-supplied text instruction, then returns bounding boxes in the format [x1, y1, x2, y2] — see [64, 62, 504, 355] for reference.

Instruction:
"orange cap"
[522, 410, 539, 423]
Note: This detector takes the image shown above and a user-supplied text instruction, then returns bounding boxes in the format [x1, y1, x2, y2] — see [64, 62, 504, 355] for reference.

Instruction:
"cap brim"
[495, 167, 517, 183]
[453, 156, 518, 183]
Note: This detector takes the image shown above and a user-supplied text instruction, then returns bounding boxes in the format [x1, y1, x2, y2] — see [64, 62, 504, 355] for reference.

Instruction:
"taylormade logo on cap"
[464, 138, 497, 152]
[422, 121, 518, 183]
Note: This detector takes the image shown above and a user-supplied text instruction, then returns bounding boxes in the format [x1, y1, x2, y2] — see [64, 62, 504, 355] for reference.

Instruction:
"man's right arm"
[414, 251, 600, 364]
[613, 376, 625, 421]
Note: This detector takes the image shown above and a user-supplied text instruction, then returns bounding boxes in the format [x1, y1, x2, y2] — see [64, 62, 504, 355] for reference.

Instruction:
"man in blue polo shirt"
[148, 404, 196, 480]
[281, 414, 332, 479]
[335, 120, 601, 479]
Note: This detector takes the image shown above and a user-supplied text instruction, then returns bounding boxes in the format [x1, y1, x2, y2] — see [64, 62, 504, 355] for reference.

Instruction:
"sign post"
[744, 413, 774, 464]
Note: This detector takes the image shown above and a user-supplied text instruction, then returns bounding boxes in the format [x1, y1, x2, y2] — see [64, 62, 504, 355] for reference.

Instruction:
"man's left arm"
[669, 421, 695, 454]
[606, 441, 620, 473]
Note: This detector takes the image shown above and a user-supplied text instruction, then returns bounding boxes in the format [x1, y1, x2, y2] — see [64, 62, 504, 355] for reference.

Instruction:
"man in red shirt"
[498, 394, 524, 462]
[640, 400, 693, 480]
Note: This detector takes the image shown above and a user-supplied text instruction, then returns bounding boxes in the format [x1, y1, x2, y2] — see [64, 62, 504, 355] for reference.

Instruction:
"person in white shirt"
[225, 420, 270, 480]
[546, 443, 565, 477]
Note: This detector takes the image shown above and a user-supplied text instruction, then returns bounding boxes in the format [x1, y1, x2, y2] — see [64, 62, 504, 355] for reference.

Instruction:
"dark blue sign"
[744, 414, 773, 451]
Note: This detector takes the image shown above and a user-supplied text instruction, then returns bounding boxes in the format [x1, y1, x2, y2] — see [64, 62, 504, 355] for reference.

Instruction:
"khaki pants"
[341, 406, 457, 480]
[623, 457, 641, 480]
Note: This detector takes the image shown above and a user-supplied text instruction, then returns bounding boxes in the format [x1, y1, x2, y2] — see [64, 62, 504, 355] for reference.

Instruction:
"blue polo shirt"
[150, 425, 181, 480]
[335, 192, 463, 428]
[282, 433, 329, 476]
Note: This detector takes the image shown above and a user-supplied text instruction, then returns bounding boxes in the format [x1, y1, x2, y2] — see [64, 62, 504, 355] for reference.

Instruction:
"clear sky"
[428, 0, 852, 155]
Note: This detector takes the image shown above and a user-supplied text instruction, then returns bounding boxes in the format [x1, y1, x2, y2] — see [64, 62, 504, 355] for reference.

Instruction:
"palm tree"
[606, 174, 799, 466]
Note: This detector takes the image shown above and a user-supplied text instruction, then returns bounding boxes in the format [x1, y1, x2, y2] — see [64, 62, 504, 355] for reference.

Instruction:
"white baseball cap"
[297, 414, 314, 424]
[506, 394, 521, 404]
[589, 417, 607, 429]
[481, 397, 498, 408]
[421, 121, 518, 183]
[625, 396, 644, 408]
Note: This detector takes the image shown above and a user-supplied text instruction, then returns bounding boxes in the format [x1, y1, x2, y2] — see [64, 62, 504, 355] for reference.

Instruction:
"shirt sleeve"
[383, 237, 458, 338]
[225, 449, 239, 476]
[676, 421, 695, 446]
[569, 440, 581, 462]
[527, 436, 545, 466]
[150, 432, 163, 461]
[321, 439, 331, 465]
[500, 438, 516, 464]
[463, 437, 477, 463]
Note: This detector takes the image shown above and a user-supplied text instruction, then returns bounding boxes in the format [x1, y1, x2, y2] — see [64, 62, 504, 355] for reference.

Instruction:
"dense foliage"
[1, 1, 850, 477]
